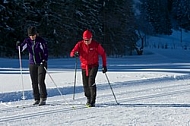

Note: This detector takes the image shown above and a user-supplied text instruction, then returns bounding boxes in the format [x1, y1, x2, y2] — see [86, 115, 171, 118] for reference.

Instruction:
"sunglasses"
[84, 39, 90, 42]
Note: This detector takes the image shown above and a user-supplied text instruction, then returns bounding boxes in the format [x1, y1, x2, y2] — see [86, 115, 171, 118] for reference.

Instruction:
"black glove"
[16, 41, 20, 47]
[74, 52, 79, 57]
[102, 66, 107, 73]
[40, 59, 46, 65]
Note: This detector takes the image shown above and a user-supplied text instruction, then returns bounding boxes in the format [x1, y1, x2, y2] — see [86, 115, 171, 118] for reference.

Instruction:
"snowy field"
[1, 31, 190, 125]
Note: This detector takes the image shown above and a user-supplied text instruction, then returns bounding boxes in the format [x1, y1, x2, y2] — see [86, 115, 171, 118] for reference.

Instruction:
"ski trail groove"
[0, 104, 86, 123]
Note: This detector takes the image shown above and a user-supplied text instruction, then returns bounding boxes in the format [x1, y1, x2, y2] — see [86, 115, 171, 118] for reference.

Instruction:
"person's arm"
[70, 42, 80, 57]
[98, 44, 107, 66]
[97, 44, 107, 73]
[40, 40, 48, 61]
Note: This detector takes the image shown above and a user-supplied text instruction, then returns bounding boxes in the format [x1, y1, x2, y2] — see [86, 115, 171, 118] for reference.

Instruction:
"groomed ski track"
[1, 74, 190, 125]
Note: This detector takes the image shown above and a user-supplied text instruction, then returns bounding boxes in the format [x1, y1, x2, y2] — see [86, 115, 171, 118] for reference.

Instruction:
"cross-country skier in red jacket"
[70, 30, 107, 107]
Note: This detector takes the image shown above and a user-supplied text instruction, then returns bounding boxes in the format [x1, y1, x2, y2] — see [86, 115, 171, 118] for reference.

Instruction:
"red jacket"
[70, 40, 107, 76]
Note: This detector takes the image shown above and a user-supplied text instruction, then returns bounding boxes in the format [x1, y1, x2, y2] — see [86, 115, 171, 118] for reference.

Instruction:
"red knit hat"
[83, 30, 92, 39]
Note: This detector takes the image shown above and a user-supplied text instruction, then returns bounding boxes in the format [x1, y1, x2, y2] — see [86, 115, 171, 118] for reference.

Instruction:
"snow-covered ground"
[1, 31, 190, 125]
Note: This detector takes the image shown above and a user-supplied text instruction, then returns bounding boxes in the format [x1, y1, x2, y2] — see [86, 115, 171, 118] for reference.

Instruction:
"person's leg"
[88, 66, 98, 107]
[82, 69, 90, 104]
[38, 63, 47, 105]
[29, 64, 40, 104]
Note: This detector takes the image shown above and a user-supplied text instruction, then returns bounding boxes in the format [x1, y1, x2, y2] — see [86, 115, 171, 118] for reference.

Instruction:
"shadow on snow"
[1, 74, 190, 103]
[0, 86, 83, 102]
[100, 103, 190, 108]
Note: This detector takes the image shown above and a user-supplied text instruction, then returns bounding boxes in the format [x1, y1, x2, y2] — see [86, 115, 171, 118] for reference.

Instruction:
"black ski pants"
[82, 66, 98, 104]
[29, 63, 47, 100]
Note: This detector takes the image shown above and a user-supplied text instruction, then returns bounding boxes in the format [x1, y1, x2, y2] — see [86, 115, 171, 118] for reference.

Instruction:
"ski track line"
[107, 84, 190, 96]
[0, 97, 75, 112]
[113, 87, 190, 104]
[0, 104, 110, 126]
[94, 81, 190, 105]
[50, 84, 190, 107]
[0, 104, 87, 123]
[109, 74, 190, 89]
[0, 101, 76, 114]
[61, 82, 190, 106]
[97, 80, 190, 100]
[122, 82, 190, 95]
[116, 84, 190, 99]
[76, 82, 187, 102]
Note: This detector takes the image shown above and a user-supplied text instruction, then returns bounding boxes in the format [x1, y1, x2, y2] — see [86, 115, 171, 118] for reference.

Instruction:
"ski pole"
[43, 66, 63, 96]
[104, 73, 119, 104]
[73, 57, 78, 100]
[18, 45, 26, 100]
[43, 66, 75, 108]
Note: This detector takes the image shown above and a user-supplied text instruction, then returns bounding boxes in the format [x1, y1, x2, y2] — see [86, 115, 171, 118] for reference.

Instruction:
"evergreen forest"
[0, 0, 190, 57]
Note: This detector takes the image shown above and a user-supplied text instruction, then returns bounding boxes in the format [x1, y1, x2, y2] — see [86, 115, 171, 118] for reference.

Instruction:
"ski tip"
[86, 105, 90, 108]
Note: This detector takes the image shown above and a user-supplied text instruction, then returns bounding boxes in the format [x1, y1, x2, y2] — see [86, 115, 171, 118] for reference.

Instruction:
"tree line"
[0, 0, 189, 58]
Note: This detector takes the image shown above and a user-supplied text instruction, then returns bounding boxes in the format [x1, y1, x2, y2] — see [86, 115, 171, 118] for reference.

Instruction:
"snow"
[1, 30, 190, 125]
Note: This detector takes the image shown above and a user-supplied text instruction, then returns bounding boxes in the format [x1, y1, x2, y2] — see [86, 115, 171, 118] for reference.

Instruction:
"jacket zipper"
[32, 40, 36, 64]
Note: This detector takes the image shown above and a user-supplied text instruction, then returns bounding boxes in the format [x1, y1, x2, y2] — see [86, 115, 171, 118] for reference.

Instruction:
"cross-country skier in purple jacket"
[16, 26, 48, 106]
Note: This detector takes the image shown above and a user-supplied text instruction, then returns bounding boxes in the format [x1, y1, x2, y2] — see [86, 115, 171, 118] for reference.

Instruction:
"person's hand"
[102, 66, 107, 73]
[74, 52, 79, 57]
[16, 41, 20, 47]
[40, 60, 46, 65]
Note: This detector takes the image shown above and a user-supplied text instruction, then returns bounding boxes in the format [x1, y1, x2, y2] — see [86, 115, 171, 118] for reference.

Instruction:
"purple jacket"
[20, 36, 48, 64]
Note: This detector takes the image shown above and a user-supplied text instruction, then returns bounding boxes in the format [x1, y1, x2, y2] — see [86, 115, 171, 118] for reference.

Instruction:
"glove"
[102, 66, 107, 73]
[40, 59, 46, 65]
[16, 41, 20, 47]
[74, 52, 79, 57]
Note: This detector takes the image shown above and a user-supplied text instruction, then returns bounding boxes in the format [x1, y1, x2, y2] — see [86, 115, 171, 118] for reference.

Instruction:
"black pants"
[82, 66, 98, 104]
[29, 63, 47, 100]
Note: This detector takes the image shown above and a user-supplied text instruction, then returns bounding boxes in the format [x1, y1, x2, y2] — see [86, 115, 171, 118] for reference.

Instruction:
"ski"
[15, 103, 78, 110]
[85, 105, 94, 108]
[0, 100, 98, 113]
[15, 102, 67, 109]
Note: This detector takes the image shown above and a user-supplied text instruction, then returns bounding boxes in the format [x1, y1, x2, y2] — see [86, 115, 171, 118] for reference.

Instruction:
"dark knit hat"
[28, 26, 37, 36]
[83, 30, 92, 39]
